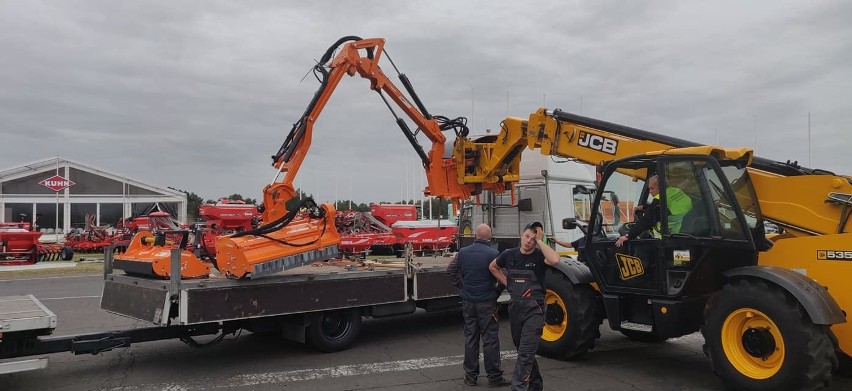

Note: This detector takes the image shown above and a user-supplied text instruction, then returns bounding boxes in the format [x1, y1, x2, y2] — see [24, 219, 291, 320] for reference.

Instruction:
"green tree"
[224, 194, 258, 205]
[168, 188, 204, 221]
[186, 192, 204, 221]
[284, 188, 312, 211]
[334, 199, 369, 212]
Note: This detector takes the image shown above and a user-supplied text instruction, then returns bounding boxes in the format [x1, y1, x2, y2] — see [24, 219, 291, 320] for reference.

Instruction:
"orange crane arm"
[263, 36, 484, 222]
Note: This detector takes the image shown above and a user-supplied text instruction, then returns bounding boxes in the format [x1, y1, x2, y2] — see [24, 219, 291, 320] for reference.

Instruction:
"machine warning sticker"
[817, 250, 852, 261]
[616, 253, 645, 280]
[673, 250, 691, 266]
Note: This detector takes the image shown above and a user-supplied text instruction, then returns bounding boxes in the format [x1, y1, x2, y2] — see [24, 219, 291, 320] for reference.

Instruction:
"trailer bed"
[1, 254, 460, 373]
[101, 256, 457, 326]
[0, 295, 55, 375]
[0, 295, 56, 336]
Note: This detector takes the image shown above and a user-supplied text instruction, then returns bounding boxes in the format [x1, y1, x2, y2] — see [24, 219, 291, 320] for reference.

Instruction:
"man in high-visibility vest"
[616, 175, 692, 247]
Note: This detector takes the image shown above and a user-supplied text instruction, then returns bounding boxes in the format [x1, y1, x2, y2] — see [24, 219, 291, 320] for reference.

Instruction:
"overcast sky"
[1, 1, 850, 204]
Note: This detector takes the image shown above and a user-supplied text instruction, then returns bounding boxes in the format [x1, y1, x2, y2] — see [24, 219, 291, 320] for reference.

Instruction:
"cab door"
[583, 155, 759, 297]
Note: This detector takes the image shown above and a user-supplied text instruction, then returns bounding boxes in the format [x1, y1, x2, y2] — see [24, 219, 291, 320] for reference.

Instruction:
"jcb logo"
[817, 250, 852, 260]
[578, 131, 618, 155]
[616, 253, 645, 280]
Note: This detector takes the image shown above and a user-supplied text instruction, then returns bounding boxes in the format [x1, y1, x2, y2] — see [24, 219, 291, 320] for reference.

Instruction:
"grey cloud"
[1, 0, 849, 203]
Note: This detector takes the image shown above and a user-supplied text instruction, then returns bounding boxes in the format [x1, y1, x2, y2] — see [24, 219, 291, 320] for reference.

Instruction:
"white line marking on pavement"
[39, 295, 101, 301]
[109, 351, 519, 391]
[0, 274, 99, 282]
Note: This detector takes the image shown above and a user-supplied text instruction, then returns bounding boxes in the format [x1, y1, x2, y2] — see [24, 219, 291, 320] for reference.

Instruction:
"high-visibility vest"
[651, 187, 693, 237]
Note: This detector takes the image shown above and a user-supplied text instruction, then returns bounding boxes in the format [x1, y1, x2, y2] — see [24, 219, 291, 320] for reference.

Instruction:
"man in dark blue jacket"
[447, 223, 509, 387]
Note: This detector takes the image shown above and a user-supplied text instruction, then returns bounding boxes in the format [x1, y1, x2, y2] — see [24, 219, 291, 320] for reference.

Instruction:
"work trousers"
[462, 300, 503, 382]
[508, 299, 544, 391]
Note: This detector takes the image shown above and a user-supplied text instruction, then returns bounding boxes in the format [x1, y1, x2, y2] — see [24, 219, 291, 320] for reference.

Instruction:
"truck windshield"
[573, 189, 593, 221]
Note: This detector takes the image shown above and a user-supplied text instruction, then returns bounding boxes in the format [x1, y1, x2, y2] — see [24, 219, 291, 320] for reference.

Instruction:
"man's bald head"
[474, 224, 493, 240]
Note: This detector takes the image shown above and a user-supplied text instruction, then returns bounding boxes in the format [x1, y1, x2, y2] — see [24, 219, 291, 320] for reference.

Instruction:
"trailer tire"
[702, 278, 836, 391]
[60, 246, 74, 261]
[307, 308, 362, 353]
[538, 269, 604, 360]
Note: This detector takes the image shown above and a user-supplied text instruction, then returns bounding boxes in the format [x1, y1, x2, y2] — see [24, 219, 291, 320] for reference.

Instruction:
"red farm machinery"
[194, 199, 259, 258]
[0, 221, 72, 265]
[336, 204, 457, 257]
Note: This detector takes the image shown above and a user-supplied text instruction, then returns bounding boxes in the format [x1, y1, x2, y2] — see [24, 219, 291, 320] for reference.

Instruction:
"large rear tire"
[702, 278, 836, 391]
[538, 269, 604, 359]
[307, 308, 362, 353]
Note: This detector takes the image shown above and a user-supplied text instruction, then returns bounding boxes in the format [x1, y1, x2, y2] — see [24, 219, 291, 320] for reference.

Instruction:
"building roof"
[0, 156, 184, 197]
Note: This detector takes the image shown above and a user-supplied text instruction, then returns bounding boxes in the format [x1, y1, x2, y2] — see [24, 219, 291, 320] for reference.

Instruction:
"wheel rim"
[542, 289, 567, 342]
[321, 311, 351, 341]
[721, 308, 784, 379]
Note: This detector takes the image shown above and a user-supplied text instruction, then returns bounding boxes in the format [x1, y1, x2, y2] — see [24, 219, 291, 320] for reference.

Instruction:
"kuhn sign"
[39, 175, 76, 192]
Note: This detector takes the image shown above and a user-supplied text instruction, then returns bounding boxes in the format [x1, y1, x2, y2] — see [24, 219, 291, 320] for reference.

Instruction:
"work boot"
[487, 378, 511, 387]
[464, 377, 478, 386]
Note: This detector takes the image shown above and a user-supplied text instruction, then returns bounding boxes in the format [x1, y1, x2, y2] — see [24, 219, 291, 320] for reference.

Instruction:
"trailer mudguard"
[724, 266, 846, 325]
[551, 256, 594, 285]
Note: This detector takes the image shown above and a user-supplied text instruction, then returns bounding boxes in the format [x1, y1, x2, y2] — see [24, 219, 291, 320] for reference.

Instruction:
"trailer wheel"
[702, 278, 836, 391]
[60, 246, 74, 261]
[539, 269, 604, 359]
[307, 308, 362, 353]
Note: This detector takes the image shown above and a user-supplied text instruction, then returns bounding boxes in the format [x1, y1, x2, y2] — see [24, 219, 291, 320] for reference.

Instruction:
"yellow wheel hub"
[542, 289, 567, 342]
[721, 308, 784, 379]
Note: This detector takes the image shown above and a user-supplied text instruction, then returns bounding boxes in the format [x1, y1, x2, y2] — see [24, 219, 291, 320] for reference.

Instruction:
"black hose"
[318, 35, 367, 66]
[434, 115, 469, 137]
[232, 197, 321, 239]
[274, 36, 365, 165]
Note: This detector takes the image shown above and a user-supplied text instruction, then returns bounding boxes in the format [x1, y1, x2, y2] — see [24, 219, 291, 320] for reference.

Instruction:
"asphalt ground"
[1, 273, 851, 391]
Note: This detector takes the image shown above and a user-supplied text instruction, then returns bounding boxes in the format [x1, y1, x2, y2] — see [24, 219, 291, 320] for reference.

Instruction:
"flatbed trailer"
[0, 246, 460, 373]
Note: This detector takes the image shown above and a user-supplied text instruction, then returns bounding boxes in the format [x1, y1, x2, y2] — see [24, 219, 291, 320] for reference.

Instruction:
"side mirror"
[573, 185, 593, 195]
[563, 217, 589, 235]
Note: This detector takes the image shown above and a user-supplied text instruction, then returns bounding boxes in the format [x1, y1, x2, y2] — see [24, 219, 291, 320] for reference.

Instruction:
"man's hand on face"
[534, 228, 544, 243]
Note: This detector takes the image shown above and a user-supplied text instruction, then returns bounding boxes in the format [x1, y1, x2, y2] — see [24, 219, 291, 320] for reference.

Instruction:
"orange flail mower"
[113, 200, 339, 279]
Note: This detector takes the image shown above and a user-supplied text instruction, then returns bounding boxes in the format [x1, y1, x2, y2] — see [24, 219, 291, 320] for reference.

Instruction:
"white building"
[0, 157, 187, 236]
